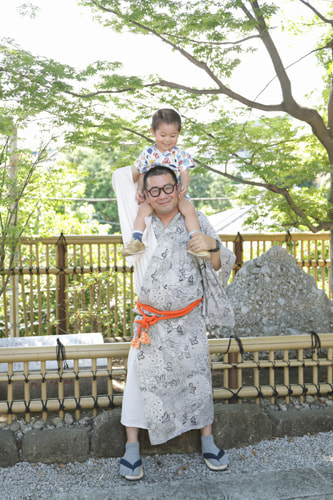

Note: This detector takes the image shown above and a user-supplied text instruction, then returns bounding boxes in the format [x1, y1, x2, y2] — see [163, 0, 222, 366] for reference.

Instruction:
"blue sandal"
[203, 449, 229, 471]
[120, 457, 144, 480]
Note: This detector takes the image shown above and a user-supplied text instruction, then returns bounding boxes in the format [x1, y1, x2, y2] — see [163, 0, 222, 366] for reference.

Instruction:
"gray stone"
[21, 427, 89, 464]
[268, 407, 333, 437]
[0, 430, 19, 467]
[213, 403, 273, 449]
[64, 413, 74, 425]
[90, 409, 126, 457]
[9, 422, 20, 433]
[33, 420, 44, 431]
[223, 246, 333, 337]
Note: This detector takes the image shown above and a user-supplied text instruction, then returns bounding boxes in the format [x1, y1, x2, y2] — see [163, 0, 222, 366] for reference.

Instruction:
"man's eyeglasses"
[146, 183, 177, 198]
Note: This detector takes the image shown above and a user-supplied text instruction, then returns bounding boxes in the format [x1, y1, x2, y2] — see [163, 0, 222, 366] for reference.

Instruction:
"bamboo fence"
[0, 232, 330, 339]
[0, 333, 331, 423]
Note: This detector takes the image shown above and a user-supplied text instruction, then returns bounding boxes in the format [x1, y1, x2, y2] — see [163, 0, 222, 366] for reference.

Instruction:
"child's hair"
[151, 108, 182, 132]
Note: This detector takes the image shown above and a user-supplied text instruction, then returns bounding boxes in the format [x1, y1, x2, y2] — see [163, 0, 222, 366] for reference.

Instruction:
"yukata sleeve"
[134, 148, 154, 173]
[197, 211, 236, 287]
[196, 211, 235, 333]
[177, 149, 195, 172]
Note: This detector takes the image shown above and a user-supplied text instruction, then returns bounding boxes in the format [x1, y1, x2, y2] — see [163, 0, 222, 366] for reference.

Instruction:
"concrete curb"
[0, 405, 332, 467]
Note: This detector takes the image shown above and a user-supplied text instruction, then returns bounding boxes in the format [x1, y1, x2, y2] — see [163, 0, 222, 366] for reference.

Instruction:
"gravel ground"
[1, 431, 332, 499]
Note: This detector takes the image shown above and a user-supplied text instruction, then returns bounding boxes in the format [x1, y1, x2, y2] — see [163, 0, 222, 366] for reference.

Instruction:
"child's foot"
[122, 238, 146, 256]
[188, 249, 211, 260]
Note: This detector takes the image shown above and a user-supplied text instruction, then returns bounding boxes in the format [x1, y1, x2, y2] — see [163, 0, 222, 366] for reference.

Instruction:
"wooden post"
[56, 234, 67, 335]
[228, 352, 238, 403]
[234, 232, 243, 275]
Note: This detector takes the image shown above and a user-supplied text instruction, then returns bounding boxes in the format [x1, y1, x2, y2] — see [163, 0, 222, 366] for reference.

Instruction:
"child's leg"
[123, 201, 153, 256]
[178, 198, 211, 260]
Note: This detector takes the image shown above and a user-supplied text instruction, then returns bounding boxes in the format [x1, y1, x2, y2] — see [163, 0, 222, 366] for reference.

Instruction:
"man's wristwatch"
[209, 239, 221, 253]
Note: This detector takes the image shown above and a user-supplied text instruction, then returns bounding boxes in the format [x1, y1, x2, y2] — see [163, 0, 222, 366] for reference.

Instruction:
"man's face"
[145, 173, 179, 217]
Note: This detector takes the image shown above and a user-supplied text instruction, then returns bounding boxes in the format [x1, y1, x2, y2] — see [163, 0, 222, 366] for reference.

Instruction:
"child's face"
[151, 122, 180, 153]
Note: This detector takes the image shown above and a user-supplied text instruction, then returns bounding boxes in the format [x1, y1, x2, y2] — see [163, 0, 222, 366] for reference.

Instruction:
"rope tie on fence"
[24, 400, 31, 414]
[92, 396, 99, 409]
[56, 338, 69, 371]
[92, 370, 97, 381]
[230, 387, 242, 401]
[268, 385, 279, 397]
[41, 400, 48, 412]
[74, 397, 81, 410]
[280, 384, 293, 396]
[255, 385, 264, 398]
[225, 334, 244, 360]
[7, 374, 12, 385]
[58, 398, 65, 411]
[24, 374, 29, 384]
[309, 330, 321, 356]
[107, 395, 115, 409]
[6, 401, 13, 414]
[313, 383, 321, 396]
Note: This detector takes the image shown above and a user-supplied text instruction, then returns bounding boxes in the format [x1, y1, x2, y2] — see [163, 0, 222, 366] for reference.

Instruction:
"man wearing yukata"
[117, 165, 235, 480]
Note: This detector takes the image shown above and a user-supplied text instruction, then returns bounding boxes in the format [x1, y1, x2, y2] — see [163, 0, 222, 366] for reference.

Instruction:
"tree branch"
[298, 0, 333, 26]
[196, 158, 332, 232]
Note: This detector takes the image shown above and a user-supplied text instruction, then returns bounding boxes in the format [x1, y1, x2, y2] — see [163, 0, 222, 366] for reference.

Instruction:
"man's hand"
[188, 232, 215, 253]
[188, 232, 221, 271]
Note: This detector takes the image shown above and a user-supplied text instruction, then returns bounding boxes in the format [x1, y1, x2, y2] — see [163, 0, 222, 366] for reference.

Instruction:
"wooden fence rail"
[0, 232, 330, 338]
[0, 333, 331, 423]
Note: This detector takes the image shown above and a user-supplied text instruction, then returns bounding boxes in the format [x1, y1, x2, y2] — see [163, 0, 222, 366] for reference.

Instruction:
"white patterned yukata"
[134, 145, 194, 184]
[121, 210, 235, 445]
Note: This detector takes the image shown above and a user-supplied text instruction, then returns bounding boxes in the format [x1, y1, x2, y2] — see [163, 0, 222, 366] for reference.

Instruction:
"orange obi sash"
[131, 296, 203, 349]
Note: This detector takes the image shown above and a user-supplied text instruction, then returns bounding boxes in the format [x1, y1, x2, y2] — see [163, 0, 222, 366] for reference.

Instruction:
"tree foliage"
[71, 0, 333, 232]
[1, 1, 333, 234]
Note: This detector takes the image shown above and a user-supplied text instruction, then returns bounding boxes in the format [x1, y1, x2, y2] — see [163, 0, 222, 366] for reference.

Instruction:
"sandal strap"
[203, 449, 225, 461]
[120, 458, 142, 471]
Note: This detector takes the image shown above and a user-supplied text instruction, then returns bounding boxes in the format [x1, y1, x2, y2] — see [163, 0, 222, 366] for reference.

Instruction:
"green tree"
[74, 0, 332, 229]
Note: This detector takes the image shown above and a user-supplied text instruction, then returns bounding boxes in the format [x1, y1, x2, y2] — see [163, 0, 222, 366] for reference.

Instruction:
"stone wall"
[1, 405, 333, 466]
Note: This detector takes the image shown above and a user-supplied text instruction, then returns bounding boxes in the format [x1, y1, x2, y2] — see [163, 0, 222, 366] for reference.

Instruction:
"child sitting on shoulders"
[122, 108, 210, 260]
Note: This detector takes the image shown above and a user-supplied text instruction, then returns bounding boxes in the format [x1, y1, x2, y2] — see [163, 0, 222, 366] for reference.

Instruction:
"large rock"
[90, 408, 126, 457]
[224, 246, 333, 337]
[268, 407, 333, 437]
[0, 430, 19, 467]
[21, 428, 89, 464]
[213, 403, 272, 449]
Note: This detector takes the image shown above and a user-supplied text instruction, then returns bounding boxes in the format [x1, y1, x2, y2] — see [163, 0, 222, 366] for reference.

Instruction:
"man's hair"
[143, 166, 178, 191]
[151, 108, 181, 132]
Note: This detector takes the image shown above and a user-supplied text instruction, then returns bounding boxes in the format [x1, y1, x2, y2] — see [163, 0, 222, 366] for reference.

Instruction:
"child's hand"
[137, 200, 153, 218]
[136, 190, 145, 204]
[178, 185, 187, 199]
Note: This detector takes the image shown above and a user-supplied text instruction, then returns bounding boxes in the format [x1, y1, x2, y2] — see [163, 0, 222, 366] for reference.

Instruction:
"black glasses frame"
[146, 183, 177, 198]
